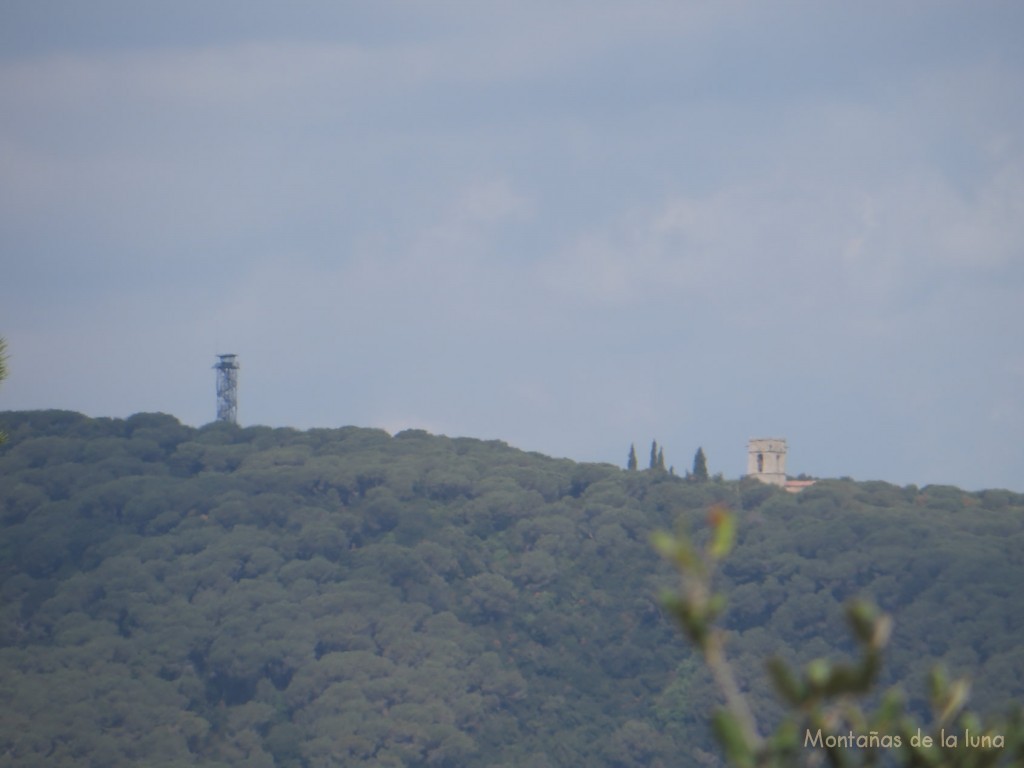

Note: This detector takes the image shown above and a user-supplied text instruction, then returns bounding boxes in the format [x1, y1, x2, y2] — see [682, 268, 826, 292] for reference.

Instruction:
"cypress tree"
[627, 444, 638, 471]
[692, 447, 709, 482]
[0, 337, 6, 445]
[649, 440, 658, 470]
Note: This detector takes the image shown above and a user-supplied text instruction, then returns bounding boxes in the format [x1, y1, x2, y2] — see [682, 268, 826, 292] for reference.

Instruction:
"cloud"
[539, 145, 1022, 323]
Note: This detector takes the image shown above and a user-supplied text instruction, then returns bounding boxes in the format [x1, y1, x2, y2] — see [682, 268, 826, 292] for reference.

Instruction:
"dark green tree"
[657, 447, 666, 472]
[628, 444, 638, 471]
[649, 440, 659, 470]
[692, 447, 709, 483]
[0, 337, 7, 444]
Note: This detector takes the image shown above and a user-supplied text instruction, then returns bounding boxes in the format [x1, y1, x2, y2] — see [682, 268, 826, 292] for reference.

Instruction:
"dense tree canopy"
[0, 410, 1021, 766]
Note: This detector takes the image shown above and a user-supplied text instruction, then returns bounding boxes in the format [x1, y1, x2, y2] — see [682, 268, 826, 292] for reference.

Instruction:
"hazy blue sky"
[2, 2, 1022, 490]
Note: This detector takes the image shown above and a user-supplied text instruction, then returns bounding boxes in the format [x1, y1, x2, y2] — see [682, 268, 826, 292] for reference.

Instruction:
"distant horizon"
[3, 404, 1019, 495]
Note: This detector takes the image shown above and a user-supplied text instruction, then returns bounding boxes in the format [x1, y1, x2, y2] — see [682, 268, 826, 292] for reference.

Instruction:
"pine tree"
[692, 447, 709, 482]
[627, 444, 638, 471]
[649, 440, 658, 470]
[657, 447, 666, 471]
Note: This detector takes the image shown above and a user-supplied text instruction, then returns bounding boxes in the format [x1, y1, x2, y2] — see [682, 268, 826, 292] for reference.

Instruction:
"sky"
[2, 1, 1022, 491]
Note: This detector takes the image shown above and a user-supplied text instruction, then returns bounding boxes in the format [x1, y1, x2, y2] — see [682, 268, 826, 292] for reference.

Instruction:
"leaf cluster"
[655, 506, 1024, 768]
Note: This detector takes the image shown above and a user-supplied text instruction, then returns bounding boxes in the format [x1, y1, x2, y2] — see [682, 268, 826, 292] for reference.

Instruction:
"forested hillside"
[0, 410, 1021, 767]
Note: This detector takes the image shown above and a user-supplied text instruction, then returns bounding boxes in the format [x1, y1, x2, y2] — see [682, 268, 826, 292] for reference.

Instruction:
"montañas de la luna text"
[804, 729, 1006, 750]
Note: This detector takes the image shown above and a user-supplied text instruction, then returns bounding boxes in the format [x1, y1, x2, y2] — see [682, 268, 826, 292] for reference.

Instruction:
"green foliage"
[628, 443, 638, 471]
[654, 507, 1024, 767]
[0, 336, 6, 444]
[693, 447, 710, 483]
[0, 410, 1021, 766]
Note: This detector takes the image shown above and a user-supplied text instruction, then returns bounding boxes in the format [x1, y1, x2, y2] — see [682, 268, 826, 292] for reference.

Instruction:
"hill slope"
[0, 410, 1022, 767]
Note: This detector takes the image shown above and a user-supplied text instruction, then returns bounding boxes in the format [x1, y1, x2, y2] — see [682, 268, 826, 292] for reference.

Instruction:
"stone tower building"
[747, 438, 787, 486]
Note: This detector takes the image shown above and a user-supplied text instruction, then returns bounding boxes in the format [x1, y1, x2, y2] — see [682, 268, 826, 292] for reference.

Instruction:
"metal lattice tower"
[214, 354, 239, 424]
